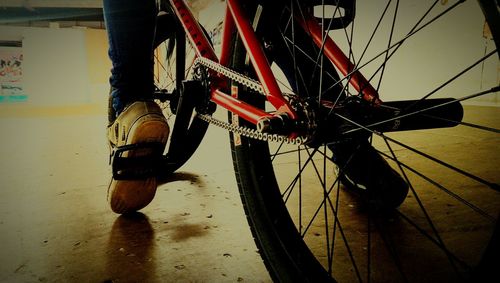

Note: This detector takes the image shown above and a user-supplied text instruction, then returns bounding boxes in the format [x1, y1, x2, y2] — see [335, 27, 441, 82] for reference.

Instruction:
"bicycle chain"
[197, 113, 305, 145]
[194, 57, 308, 145]
[195, 57, 264, 95]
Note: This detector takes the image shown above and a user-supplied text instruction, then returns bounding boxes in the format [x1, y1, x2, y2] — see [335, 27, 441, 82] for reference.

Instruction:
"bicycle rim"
[230, 0, 500, 282]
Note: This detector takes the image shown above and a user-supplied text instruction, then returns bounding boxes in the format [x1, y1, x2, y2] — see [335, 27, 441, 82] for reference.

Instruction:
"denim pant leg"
[103, 0, 157, 115]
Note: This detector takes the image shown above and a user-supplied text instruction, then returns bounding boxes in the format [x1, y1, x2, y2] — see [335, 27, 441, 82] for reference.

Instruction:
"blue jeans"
[103, 0, 158, 115]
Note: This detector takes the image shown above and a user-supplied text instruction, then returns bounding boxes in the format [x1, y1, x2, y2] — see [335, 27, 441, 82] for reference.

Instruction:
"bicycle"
[112, 0, 500, 281]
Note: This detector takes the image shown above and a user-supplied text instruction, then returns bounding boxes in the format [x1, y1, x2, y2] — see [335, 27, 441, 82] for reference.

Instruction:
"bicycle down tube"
[169, 0, 381, 132]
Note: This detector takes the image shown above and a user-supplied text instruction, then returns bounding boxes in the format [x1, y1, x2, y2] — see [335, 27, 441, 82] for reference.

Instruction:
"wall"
[328, 0, 499, 106]
[0, 25, 110, 114]
[0, 0, 498, 115]
[200, 0, 499, 106]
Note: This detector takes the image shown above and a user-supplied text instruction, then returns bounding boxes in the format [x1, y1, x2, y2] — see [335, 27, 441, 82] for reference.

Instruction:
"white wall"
[199, 0, 499, 106]
[0, 25, 109, 107]
[0, 0, 497, 109]
[23, 27, 90, 105]
[329, 0, 499, 106]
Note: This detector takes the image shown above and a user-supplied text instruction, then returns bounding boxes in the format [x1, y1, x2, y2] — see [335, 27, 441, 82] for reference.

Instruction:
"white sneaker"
[107, 101, 169, 214]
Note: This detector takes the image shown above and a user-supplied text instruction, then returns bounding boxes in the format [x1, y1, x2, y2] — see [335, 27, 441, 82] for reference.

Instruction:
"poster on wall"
[0, 45, 27, 103]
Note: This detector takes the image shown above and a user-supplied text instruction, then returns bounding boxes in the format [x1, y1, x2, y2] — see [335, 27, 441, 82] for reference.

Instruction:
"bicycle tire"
[230, 0, 500, 282]
[153, 11, 212, 175]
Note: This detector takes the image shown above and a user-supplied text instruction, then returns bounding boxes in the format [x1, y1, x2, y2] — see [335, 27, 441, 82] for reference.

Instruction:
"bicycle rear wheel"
[230, 0, 500, 282]
[153, 11, 213, 175]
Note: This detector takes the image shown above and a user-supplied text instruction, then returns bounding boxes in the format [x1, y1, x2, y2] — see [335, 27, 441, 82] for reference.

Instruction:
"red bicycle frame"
[169, 0, 381, 129]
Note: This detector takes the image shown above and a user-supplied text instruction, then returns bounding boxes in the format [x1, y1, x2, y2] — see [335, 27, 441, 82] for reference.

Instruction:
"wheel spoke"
[231, 0, 499, 281]
[381, 136, 465, 276]
[342, 85, 500, 136]
[376, 149, 497, 222]
[336, 111, 500, 192]
[328, 0, 462, 95]
[374, 0, 399, 93]
[385, 135, 499, 192]
[402, 50, 498, 112]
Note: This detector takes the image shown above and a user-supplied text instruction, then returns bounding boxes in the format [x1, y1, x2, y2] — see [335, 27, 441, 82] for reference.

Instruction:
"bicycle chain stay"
[194, 57, 310, 145]
[197, 113, 306, 145]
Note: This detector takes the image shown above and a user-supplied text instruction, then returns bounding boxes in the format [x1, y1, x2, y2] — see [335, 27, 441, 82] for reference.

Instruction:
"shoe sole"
[108, 117, 169, 214]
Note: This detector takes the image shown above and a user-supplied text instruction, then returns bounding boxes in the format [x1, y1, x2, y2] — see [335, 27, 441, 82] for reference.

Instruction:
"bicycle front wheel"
[230, 0, 500, 282]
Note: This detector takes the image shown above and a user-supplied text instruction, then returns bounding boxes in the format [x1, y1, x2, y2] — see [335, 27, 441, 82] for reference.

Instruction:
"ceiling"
[0, 1, 103, 26]
[0, 0, 217, 26]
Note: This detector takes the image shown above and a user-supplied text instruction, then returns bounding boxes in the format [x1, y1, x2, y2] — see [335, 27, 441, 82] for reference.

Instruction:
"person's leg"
[104, 0, 170, 214]
[104, 0, 157, 120]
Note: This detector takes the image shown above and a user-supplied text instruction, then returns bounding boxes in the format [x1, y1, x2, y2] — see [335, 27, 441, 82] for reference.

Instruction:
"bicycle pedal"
[110, 142, 166, 180]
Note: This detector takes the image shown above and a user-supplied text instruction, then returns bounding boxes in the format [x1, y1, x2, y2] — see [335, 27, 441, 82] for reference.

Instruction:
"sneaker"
[331, 141, 409, 211]
[107, 101, 170, 214]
